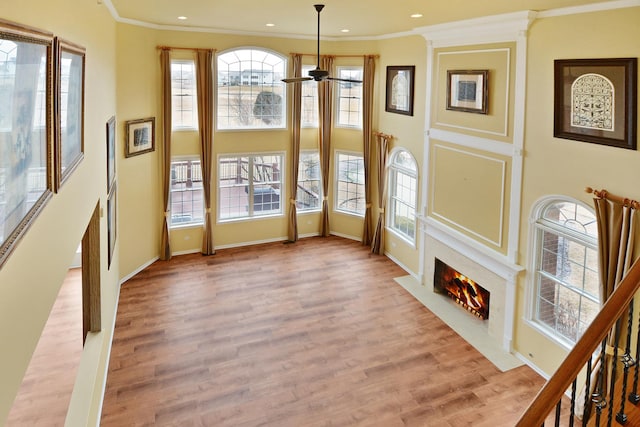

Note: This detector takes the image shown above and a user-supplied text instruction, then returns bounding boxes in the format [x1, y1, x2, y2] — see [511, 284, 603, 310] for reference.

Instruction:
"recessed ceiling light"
[266, 23, 275, 27]
[341, 29, 350, 33]
[410, 13, 423, 18]
[178, 16, 187, 20]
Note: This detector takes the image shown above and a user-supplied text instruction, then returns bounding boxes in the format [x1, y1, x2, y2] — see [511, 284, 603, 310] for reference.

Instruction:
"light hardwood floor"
[101, 236, 548, 426]
[6, 269, 83, 426]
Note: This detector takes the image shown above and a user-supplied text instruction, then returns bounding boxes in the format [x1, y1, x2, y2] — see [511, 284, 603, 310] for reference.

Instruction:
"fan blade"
[282, 77, 313, 83]
[327, 77, 363, 84]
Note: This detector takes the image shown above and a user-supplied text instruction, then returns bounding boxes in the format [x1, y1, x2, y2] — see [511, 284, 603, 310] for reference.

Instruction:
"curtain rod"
[374, 131, 393, 140]
[290, 52, 379, 59]
[585, 187, 640, 210]
[157, 45, 216, 52]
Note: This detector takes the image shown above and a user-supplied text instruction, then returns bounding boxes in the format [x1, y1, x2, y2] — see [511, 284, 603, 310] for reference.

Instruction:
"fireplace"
[433, 258, 490, 320]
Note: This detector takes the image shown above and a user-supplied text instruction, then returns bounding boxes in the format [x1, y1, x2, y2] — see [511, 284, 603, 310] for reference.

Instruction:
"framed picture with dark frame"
[106, 115, 116, 193]
[107, 182, 117, 269]
[446, 69, 489, 114]
[0, 18, 55, 269]
[554, 58, 637, 150]
[54, 37, 86, 191]
[385, 65, 415, 116]
[125, 117, 155, 157]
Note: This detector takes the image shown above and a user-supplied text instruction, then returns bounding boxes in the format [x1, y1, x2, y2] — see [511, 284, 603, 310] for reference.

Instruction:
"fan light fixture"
[282, 4, 362, 84]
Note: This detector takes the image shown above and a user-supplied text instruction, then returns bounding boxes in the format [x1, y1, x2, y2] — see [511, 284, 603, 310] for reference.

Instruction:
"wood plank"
[101, 236, 548, 426]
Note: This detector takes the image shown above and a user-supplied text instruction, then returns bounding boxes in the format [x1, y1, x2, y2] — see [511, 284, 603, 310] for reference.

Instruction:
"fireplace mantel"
[400, 216, 525, 370]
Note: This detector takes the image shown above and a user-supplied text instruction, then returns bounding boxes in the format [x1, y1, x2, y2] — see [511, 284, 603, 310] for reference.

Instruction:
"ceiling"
[107, 0, 611, 39]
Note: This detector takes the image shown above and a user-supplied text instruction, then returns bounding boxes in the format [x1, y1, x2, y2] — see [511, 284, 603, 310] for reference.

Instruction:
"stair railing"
[517, 256, 640, 426]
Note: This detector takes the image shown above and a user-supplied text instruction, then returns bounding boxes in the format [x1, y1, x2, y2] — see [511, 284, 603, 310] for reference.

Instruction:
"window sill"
[334, 209, 364, 219]
[523, 318, 573, 352]
[217, 212, 284, 224]
[385, 227, 416, 249]
[170, 222, 203, 230]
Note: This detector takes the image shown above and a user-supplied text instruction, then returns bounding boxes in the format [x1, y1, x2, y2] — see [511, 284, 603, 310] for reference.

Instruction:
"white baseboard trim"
[514, 351, 551, 380]
[329, 231, 361, 242]
[384, 251, 418, 280]
[120, 256, 159, 285]
[171, 248, 201, 257]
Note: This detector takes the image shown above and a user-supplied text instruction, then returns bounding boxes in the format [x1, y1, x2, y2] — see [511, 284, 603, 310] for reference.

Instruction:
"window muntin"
[301, 65, 318, 127]
[218, 153, 283, 220]
[335, 67, 363, 129]
[388, 150, 418, 243]
[532, 200, 599, 345]
[296, 151, 321, 212]
[171, 60, 198, 130]
[217, 48, 286, 130]
[335, 151, 365, 216]
[170, 158, 204, 227]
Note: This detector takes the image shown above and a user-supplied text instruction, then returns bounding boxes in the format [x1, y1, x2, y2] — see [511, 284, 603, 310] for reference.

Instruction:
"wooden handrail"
[516, 256, 640, 426]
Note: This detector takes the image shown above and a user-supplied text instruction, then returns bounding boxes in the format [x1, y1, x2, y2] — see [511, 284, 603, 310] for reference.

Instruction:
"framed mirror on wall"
[54, 37, 85, 191]
[0, 19, 54, 268]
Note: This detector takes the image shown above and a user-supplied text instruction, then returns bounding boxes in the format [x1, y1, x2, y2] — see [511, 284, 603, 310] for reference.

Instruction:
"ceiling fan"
[282, 4, 362, 84]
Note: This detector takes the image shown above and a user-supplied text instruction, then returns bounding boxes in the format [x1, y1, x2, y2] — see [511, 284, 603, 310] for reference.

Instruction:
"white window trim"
[386, 148, 418, 248]
[334, 66, 363, 130]
[171, 59, 199, 132]
[525, 195, 599, 350]
[170, 155, 204, 230]
[216, 151, 286, 223]
[215, 46, 287, 132]
[300, 65, 319, 129]
[334, 149, 365, 218]
[296, 150, 322, 213]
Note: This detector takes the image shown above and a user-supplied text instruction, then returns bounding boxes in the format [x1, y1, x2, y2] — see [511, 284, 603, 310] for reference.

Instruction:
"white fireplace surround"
[395, 217, 524, 371]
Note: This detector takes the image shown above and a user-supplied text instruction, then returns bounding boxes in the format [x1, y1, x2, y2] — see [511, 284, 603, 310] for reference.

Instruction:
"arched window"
[530, 198, 599, 345]
[217, 47, 286, 130]
[387, 149, 418, 243]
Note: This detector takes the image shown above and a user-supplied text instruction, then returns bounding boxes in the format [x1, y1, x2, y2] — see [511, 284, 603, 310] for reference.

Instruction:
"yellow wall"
[375, 35, 427, 274]
[514, 7, 640, 374]
[0, 1, 118, 425]
[115, 24, 420, 275]
[5, 4, 637, 423]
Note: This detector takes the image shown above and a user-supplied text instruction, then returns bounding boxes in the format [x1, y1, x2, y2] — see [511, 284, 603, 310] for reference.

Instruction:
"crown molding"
[414, 10, 537, 47]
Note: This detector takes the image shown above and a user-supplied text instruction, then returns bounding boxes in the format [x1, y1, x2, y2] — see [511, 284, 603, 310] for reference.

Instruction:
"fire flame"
[436, 262, 490, 320]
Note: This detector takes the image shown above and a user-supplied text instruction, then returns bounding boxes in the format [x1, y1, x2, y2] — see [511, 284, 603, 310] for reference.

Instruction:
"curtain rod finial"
[585, 186, 594, 194]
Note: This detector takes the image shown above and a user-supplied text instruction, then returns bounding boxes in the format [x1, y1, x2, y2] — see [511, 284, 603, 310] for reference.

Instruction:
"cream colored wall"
[514, 7, 640, 375]
[375, 35, 427, 275]
[115, 25, 386, 268]
[0, 1, 118, 425]
[426, 43, 516, 256]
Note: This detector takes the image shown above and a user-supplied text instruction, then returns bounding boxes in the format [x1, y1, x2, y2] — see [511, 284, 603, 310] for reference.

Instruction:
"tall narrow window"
[218, 153, 284, 220]
[335, 151, 365, 216]
[388, 149, 418, 243]
[297, 151, 321, 212]
[301, 65, 318, 127]
[335, 66, 363, 128]
[170, 158, 204, 227]
[171, 60, 198, 130]
[531, 199, 599, 345]
[217, 48, 286, 130]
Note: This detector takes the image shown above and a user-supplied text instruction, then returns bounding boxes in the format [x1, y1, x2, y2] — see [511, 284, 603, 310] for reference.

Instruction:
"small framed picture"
[54, 37, 86, 190]
[554, 58, 637, 150]
[106, 115, 116, 192]
[446, 69, 489, 114]
[125, 117, 155, 157]
[385, 65, 415, 116]
[107, 182, 117, 269]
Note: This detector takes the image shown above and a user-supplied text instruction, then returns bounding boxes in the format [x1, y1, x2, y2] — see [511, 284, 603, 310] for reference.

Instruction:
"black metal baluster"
[570, 378, 577, 426]
[593, 339, 609, 426]
[607, 319, 622, 427]
[584, 357, 593, 422]
[617, 299, 636, 424]
[555, 400, 562, 426]
[629, 309, 640, 405]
